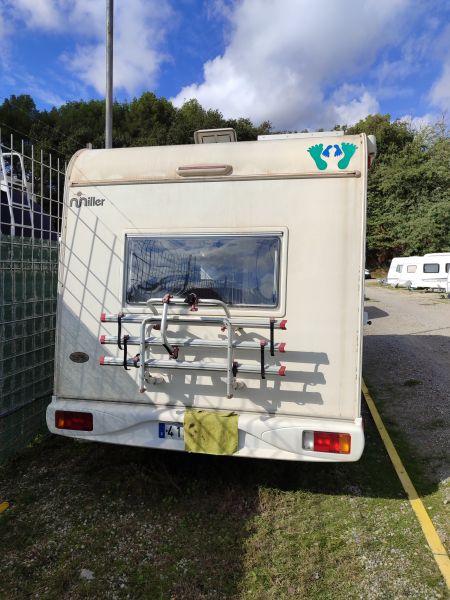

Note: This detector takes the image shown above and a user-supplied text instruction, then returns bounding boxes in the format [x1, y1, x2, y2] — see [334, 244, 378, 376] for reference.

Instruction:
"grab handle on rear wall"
[176, 164, 233, 177]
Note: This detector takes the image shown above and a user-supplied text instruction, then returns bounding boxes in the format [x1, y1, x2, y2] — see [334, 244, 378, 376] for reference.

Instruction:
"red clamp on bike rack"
[99, 356, 105, 365]
[278, 342, 286, 353]
[280, 320, 287, 330]
[100, 335, 105, 345]
[278, 365, 286, 376]
[101, 312, 106, 322]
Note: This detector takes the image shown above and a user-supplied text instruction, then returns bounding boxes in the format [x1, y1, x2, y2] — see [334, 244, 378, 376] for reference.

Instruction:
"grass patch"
[362, 376, 449, 559]
[0, 405, 447, 599]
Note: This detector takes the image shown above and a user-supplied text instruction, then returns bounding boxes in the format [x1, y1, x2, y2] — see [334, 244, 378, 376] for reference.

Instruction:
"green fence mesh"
[0, 236, 58, 463]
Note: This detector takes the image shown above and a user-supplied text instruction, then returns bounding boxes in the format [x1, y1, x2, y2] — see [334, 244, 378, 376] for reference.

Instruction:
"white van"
[46, 129, 376, 462]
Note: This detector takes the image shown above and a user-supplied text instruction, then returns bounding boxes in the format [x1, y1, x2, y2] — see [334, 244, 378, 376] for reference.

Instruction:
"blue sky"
[0, 0, 449, 130]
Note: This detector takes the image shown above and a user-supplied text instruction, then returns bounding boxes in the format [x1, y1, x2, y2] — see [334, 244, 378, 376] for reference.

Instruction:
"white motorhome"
[415, 253, 450, 290]
[46, 129, 376, 462]
[385, 256, 421, 287]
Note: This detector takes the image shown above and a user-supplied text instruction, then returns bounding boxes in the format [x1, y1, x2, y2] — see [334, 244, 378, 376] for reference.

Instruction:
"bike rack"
[99, 294, 287, 398]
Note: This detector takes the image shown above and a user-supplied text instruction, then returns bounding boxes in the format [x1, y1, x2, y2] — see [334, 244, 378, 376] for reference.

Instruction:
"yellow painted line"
[362, 378, 450, 589]
[0, 501, 9, 513]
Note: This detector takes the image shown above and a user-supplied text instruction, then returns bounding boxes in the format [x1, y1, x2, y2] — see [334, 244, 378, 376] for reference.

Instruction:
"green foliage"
[0, 94, 38, 139]
[347, 113, 414, 156]
[0, 94, 448, 263]
[0, 93, 269, 157]
[348, 114, 449, 263]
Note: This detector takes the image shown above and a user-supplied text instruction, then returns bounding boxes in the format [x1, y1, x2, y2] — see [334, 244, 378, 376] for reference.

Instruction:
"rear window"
[395, 264, 403, 273]
[423, 263, 439, 273]
[125, 234, 282, 307]
[407, 265, 417, 273]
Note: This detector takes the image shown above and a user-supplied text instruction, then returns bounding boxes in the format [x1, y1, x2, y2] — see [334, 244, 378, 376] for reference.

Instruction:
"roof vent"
[194, 128, 237, 144]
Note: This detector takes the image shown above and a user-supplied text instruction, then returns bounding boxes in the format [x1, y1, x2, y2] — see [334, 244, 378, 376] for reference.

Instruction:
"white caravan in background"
[385, 256, 421, 287]
[46, 129, 376, 462]
[415, 253, 450, 290]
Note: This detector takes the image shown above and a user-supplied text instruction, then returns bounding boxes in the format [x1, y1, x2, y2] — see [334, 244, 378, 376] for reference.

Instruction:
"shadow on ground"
[365, 305, 389, 320]
[0, 397, 436, 600]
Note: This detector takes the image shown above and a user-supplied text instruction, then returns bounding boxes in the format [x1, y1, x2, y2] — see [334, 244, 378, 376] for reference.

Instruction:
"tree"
[350, 117, 450, 263]
[1, 95, 447, 262]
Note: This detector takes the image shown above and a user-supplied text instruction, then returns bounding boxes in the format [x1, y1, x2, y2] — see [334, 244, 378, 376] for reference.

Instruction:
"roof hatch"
[194, 128, 237, 144]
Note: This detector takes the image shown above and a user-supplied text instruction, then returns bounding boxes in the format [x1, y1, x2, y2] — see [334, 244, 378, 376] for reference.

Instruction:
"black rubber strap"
[260, 342, 266, 379]
[118, 313, 124, 350]
[163, 343, 179, 359]
[270, 319, 275, 356]
[186, 292, 199, 312]
[123, 334, 129, 370]
[232, 361, 238, 377]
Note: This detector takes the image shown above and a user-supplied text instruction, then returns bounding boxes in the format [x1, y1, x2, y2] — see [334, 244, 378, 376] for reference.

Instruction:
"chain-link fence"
[0, 132, 65, 463]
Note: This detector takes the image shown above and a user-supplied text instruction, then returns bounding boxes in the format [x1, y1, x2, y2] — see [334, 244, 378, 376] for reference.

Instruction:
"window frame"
[122, 228, 288, 316]
[423, 263, 439, 274]
[406, 265, 417, 273]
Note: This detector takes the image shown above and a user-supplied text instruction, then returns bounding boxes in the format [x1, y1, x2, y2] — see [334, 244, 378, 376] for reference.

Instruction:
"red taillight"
[303, 430, 351, 454]
[313, 431, 351, 454]
[55, 410, 93, 431]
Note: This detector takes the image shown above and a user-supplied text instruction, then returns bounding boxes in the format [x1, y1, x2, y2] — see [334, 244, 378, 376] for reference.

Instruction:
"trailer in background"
[415, 253, 450, 291]
[385, 256, 422, 288]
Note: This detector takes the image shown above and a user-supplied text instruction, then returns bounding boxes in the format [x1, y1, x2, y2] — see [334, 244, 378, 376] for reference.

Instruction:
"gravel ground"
[363, 282, 450, 544]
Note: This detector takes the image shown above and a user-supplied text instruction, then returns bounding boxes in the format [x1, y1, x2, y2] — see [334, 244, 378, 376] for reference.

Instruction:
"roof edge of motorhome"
[67, 134, 367, 186]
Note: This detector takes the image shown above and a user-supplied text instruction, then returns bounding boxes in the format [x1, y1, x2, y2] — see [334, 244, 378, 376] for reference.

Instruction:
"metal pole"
[105, 0, 113, 148]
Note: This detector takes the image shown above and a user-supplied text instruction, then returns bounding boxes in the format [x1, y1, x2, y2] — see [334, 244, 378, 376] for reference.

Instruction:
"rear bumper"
[47, 397, 364, 462]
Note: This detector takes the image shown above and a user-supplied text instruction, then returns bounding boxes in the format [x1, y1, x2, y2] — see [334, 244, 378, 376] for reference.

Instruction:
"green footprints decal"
[307, 144, 328, 170]
[337, 142, 357, 169]
[307, 141, 358, 170]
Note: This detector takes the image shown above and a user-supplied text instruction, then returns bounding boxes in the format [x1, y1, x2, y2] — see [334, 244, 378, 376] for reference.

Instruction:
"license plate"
[158, 422, 184, 440]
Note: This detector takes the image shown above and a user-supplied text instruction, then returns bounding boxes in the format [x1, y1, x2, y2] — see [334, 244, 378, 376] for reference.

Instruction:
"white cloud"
[3, 0, 174, 97]
[429, 61, 450, 112]
[333, 86, 380, 127]
[172, 0, 413, 129]
[399, 113, 439, 130]
[0, 3, 12, 66]
[12, 0, 63, 30]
